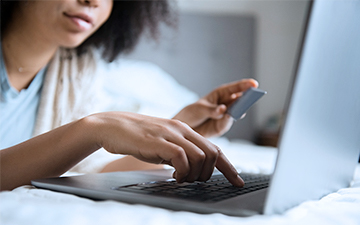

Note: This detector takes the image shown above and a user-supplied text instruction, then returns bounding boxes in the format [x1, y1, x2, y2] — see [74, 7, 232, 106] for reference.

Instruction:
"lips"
[64, 12, 94, 31]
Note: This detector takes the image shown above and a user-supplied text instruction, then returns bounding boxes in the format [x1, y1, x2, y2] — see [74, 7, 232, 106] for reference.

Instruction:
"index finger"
[214, 79, 259, 104]
[224, 79, 259, 94]
[215, 150, 244, 187]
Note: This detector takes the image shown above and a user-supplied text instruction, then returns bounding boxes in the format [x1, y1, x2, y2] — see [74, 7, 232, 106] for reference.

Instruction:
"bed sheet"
[1, 139, 359, 225]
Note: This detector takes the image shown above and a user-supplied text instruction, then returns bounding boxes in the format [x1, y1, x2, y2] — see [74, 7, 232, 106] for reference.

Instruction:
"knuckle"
[170, 146, 185, 158]
[170, 119, 189, 130]
[208, 145, 222, 161]
[158, 122, 171, 132]
[192, 151, 206, 164]
[144, 125, 170, 140]
[209, 144, 221, 157]
[215, 145, 222, 155]
[148, 123, 166, 133]
[170, 119, 182, 127]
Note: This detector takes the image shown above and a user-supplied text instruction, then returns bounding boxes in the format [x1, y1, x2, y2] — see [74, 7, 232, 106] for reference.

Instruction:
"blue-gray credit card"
[227, 87, 267, 121]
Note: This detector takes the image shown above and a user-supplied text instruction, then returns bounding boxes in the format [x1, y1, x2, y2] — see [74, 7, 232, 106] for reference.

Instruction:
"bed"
[1, 60, 359, 225]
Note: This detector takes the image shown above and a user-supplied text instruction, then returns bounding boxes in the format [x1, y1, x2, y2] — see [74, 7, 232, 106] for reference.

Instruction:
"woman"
[0, 0, 258, 191]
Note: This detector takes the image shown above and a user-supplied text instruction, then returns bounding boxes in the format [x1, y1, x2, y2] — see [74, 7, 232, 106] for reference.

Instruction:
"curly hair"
[0, 0, 176, 62]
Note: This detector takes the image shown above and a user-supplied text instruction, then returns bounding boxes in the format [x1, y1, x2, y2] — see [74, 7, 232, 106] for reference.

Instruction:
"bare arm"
[0, 112, 244, 191]
[0, 118, 99, 191]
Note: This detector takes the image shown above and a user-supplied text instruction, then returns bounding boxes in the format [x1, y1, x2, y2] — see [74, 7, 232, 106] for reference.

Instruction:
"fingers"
[172, 136, 244, 187]
[224, 79, 259, 94]
[171, 138, 206, 182]
[172, 121, 244, 187]
[214, 114, 234, 136]
[211, 79, 259, 104]
[138, 138, 192, 183]
[169, 123, 238, 185]
[183, 126, 244, 187]
[173, 101, 227, 130]
[213, 104, 227, 119]
[166, 131, 208, 182]
[197, 101, 227, 120]
[160, 142, 191, 183]
[156, 120, 218, 183]
[215, 151, 245, 187]
[100, 112, 241, 186]
[182, 132, 219, 182]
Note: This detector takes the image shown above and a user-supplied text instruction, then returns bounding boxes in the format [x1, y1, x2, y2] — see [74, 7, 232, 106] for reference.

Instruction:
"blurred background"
[123, 0, 309, 146]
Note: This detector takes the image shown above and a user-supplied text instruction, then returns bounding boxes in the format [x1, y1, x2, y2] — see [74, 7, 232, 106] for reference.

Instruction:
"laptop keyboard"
[113, 173, 270, 202]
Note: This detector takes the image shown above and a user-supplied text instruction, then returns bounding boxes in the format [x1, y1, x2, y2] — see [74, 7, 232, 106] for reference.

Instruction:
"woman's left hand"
[173, 79, 258, 138]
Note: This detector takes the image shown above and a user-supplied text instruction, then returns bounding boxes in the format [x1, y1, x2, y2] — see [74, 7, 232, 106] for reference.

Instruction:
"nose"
[78, 0, 100, 7]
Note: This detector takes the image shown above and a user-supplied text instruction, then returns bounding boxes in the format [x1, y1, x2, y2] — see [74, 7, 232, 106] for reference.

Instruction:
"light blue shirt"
[0, 44, 46, 149]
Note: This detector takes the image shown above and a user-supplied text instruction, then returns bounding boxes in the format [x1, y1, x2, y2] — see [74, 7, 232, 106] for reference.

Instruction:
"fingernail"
[237, 175, 245, 187]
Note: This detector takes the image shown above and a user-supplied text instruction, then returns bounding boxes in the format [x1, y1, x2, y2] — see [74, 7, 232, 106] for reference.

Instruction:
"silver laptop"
[32, 0, 360, 216]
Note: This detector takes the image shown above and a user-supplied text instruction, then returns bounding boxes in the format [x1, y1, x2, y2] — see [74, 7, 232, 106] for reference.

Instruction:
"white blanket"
[1, 140, 359, 225]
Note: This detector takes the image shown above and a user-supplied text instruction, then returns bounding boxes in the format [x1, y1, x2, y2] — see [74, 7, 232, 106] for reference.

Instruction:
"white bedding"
[1, 60, 359, 224]
[1, 141, 359, 225]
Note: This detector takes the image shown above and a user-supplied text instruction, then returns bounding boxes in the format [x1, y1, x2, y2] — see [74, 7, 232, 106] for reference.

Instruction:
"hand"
[87, 112, 244, 186]
[173, 79, 259, 138]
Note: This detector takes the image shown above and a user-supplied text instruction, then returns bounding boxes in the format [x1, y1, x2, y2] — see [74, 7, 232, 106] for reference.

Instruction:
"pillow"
[98, 59, 199, 118]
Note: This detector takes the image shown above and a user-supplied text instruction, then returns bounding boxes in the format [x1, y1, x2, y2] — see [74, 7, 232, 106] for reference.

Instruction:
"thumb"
[210, 104, 227, 119]
[186, 102, 226, 128]
[196, 100, 227, 119]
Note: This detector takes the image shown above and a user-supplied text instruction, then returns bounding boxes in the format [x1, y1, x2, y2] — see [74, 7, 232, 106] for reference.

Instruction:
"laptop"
[32, 0, 360, 216]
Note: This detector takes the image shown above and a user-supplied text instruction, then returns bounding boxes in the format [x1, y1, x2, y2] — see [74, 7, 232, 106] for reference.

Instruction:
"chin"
[59, 35, 91, 48]
[61, 41, 87, 48]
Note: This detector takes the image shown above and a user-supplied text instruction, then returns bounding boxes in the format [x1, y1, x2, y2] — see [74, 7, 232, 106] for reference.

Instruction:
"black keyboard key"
[113, 173, 270, 202]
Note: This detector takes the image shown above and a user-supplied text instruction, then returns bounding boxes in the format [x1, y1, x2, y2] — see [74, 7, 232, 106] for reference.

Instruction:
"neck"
[2, 12, 58, 91]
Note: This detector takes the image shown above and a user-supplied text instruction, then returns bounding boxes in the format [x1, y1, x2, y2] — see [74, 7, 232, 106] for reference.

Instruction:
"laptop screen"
[264, 0, 360, 214]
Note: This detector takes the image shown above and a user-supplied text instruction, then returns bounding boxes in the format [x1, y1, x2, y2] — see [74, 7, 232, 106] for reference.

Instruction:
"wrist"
[78, 114, 104, 151]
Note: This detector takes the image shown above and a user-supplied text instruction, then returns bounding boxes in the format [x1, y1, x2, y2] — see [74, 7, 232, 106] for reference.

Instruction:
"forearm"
[0, 111, 245, 190]
[0, 117, 99, 191]
[100, 156, 164, 173]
